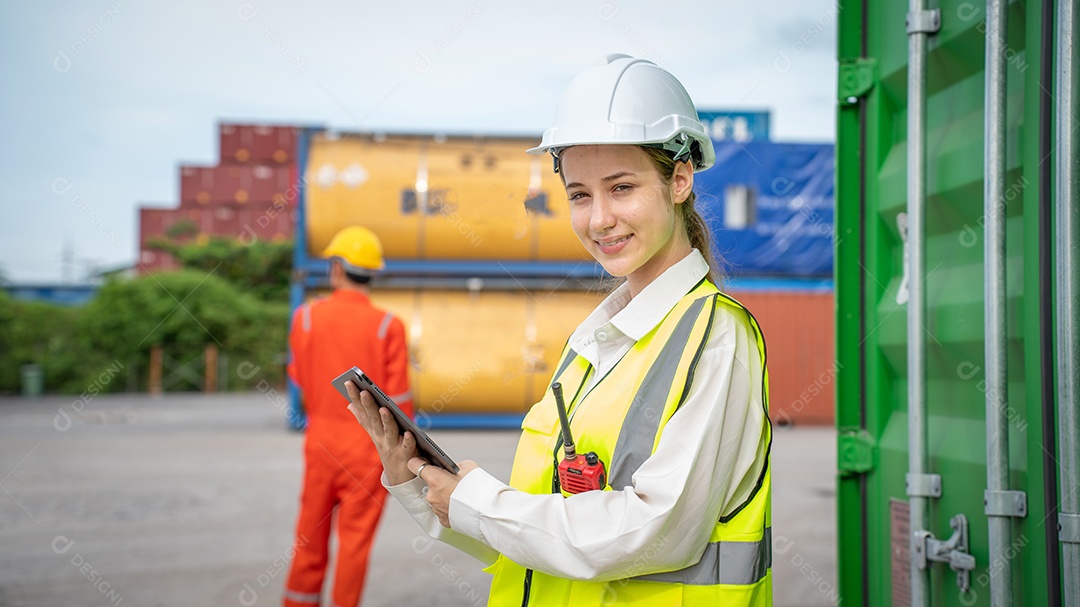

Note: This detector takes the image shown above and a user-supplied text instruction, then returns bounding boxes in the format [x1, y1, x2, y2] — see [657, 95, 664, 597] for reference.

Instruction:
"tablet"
[332, 366, 460, 474]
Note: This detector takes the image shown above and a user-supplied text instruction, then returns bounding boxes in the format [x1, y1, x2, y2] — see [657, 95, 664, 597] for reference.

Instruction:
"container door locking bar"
[913, 514, 976, 592]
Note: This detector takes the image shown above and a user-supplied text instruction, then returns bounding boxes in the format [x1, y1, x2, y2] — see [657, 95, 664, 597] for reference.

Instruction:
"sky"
[0, 0, 838, 284]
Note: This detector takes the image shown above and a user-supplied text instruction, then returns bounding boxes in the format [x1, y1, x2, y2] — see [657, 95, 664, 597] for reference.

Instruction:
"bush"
[0, 292, 98, 394]
[80, 270, 289, 392]
[0, 271, 288, 395]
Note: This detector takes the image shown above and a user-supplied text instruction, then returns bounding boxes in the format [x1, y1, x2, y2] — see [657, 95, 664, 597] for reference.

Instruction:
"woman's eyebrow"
[565, 171, 637, 190]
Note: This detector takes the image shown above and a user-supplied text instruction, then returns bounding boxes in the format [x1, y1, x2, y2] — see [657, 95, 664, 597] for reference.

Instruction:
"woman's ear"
[671, 160, 694, 204]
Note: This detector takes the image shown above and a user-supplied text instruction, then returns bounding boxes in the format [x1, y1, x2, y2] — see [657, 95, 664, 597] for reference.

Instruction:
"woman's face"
[561, 145, 694, 296]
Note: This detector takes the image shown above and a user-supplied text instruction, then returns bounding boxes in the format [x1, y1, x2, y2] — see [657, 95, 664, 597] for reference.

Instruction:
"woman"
[347, 55, 771, 606]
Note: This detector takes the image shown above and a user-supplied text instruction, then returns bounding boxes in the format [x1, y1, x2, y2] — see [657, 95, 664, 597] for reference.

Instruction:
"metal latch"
[1060, 512, 1080, 543]
[838, 58, 876, 104]
[906, 9, 942, 34]
[838, 428, 876, 475]
[914, 514, 977, 591]
[985, 490, 1028, 518]
[906, 472, 942, 498]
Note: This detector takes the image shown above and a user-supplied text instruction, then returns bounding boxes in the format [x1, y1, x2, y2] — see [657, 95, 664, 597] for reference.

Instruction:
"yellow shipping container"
[364, 288, 605, 414]
[305, 132, 588, 261]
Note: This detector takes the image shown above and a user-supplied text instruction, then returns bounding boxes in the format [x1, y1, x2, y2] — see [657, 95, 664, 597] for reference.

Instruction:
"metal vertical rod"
[1056, 0, 1080, 603]
[906, 2, 932, 606]
[287, 127, 314, 431]
[984, 1, 1014, 605]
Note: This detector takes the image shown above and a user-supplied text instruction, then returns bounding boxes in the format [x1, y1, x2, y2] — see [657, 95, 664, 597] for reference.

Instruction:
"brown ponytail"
[640, 147, 725, 289]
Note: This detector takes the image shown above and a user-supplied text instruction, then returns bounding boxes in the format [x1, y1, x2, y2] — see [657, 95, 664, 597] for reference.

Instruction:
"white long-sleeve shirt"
[385, 249, 768, 581]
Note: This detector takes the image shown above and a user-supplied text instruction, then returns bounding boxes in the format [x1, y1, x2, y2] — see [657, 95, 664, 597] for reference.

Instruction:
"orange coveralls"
[283, 289, 412, 607]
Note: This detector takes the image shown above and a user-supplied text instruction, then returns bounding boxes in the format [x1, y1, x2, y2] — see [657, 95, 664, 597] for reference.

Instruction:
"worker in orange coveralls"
[283, 226, 413, 607]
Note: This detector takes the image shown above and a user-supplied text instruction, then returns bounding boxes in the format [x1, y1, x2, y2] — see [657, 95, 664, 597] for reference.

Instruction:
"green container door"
[836, 1, 1060, 605]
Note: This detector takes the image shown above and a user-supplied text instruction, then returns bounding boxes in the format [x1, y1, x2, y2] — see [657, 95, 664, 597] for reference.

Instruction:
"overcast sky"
[0, 0, 838, 284]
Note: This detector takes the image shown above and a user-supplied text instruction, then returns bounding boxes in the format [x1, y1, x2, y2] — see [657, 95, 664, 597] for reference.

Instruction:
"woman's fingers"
[407, 457, 428, 477]
[379, 405, 401, 438]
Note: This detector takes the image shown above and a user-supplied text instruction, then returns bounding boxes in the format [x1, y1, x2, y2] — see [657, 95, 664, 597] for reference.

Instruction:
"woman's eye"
[613, 184, 632, 193]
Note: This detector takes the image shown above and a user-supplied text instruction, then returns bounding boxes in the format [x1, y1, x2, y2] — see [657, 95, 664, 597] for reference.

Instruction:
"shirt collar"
[569, 249, 710, 350]
[331, 288, 371, 305]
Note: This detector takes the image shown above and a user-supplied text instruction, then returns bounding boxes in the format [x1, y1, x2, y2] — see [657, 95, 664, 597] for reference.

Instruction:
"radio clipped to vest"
[551, 382, 607, 494]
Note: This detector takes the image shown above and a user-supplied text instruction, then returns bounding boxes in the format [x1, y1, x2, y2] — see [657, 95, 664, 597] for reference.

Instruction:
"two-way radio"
[551, 382, 607, 494]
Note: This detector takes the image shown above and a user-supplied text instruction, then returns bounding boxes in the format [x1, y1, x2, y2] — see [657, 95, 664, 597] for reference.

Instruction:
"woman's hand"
[409, 458, 479, 528]
[345, 380, 417, 485]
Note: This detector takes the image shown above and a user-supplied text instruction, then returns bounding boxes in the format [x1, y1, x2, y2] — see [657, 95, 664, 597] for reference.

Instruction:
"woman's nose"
[589, 195, 616, 232]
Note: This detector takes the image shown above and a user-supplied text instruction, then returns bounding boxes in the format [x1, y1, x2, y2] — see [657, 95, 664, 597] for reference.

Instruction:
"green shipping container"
[836, 1, 1078, 606]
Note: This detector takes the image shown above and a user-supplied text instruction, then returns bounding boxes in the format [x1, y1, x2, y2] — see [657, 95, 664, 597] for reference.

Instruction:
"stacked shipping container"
[137, 123, 299, 273]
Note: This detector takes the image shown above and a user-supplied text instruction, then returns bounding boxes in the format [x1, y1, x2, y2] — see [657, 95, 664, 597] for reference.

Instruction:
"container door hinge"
[906, 472, 942, 498]
[914, 514, 976, 592]
[984, 490, 1028, 518]
[838, 58, 876, 104]
[838, 428, 876, 475]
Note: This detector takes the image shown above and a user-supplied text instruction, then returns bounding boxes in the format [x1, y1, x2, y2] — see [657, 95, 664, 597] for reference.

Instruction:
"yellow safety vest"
[485, 279, 772, 606]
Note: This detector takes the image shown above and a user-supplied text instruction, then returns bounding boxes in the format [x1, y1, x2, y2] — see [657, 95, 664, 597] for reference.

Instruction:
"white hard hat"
[527, 54, 715, 173]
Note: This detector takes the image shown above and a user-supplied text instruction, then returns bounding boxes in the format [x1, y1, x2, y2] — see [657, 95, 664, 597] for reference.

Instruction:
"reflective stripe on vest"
[608, 295, 711, 490]
[638, 527, 772, 586]
[283, 588, 320, 604]
[377, 312, 393, 340]
[301, 304, 312, 333]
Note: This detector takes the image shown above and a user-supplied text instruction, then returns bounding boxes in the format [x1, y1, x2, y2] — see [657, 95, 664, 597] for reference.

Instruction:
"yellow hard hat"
[322, 226, 385, 274]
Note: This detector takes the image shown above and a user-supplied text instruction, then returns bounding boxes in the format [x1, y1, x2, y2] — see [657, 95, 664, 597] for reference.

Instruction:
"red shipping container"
[179, 166, 216, 206]
[220, 124, 297, 165]
[237, 201, 293, 243]
[138, 208, 183, 273]
[249, 165, 291, 202]
[220, 124, 252, 164]
[251, 125, 296, 165]
[729, 290, 836, 426]
[212, 165, 252, 204]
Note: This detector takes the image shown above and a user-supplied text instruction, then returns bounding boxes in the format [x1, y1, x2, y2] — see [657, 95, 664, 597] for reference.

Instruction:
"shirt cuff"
[448, 468, 505, 542]
[382, 472, 430, 514]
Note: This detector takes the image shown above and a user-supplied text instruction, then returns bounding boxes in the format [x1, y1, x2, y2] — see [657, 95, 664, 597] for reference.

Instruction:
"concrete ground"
[0, 393, 837, 606]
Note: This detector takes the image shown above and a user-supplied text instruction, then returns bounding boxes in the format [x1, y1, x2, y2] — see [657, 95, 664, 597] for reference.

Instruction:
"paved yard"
[0, 393, 837, 606]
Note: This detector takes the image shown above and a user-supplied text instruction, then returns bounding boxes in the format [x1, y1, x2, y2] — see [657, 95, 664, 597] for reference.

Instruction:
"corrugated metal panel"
[180, 165, 292, 207]
[179, 166, 213, 205]
[731, 290, 835, 425]
[138, 208, 182, 272]
[220, 124, 297, 165]
[137, 203, 294, 275]
[836, 1, 1056, 604]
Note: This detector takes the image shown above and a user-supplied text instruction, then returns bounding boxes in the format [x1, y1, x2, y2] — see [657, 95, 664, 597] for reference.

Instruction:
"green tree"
[148, 237, 293, 301]
[0, 291, 95, 394]
[80, 270, 288, 392]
